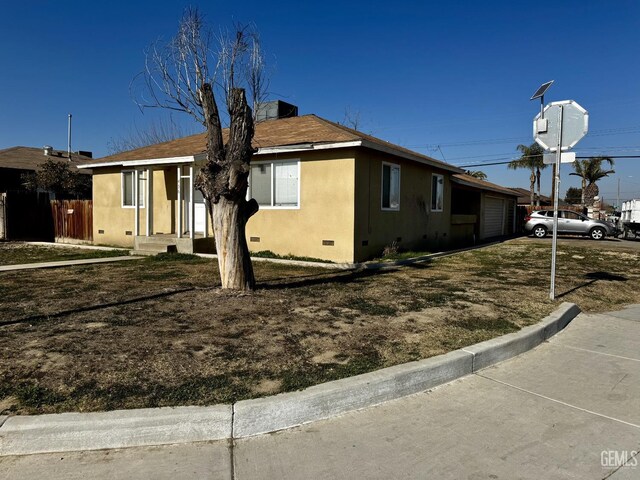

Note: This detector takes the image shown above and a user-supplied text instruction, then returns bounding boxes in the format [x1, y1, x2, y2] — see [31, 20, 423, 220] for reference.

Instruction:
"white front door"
[181, 179, 206, 234]
[193, 189, 206, 234]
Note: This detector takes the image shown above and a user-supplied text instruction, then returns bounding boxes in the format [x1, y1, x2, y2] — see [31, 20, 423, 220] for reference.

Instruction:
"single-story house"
[510, 187, 571, 208]
[0, 146, 94, 241]
[0, 146, 93, 194]
[86, 111, 518, 262]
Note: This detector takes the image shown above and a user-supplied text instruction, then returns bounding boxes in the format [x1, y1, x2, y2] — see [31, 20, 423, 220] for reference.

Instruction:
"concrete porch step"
[132, 249, 166, 257]
[135, 242, 173, 252]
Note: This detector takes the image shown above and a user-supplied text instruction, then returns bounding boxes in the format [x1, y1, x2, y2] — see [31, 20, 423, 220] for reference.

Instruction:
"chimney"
[256, 101, 298, 122]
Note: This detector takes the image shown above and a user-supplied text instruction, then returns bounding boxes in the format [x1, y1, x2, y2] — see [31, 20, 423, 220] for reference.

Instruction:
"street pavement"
[1, 305, 639, 480]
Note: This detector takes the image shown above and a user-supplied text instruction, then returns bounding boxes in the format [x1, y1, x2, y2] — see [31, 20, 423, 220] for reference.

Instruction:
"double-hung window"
[249, 160, 299, 208]
[122, 170, 145, 208]
[431, 173, 444, 212]
[381, 162, 400, 211]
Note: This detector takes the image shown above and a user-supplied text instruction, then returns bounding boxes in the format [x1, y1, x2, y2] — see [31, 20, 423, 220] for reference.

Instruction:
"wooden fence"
[3, 191, 54, 241]
[523, 204, 583, 215]
[51, 199, 93, 241]
[0, 193, 5, 240]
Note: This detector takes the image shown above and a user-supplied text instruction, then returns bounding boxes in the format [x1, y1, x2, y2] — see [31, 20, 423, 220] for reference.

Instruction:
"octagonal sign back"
[533, 100, 588, 152]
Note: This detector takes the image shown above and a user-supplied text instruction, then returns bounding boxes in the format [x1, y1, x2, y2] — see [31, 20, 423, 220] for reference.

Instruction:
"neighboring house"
[86, 112, 518, 262]
[0, 146, 93, 196]
[509, 187, 570, 208]
[0, 146, 94, 241]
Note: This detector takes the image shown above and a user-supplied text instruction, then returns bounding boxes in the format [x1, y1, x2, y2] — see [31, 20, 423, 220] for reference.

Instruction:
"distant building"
[0, 146, 93, 195]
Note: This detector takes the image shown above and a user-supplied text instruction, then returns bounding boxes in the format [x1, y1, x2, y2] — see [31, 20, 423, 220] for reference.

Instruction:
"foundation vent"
[322, 240, 335, 246]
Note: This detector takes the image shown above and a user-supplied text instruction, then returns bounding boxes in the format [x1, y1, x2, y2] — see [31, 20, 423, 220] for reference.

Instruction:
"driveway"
[1, 305, 639, 479]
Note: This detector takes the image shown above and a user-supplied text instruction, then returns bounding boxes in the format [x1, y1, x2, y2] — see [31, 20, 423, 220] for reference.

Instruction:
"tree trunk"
[210, 197, 255, 290]
[529, 170, 535, 207]
[581, 178, 586, 205]
[195, 84, 258, 291]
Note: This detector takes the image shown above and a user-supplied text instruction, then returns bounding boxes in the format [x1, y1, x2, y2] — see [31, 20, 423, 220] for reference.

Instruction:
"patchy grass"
[0, 238, 638, 414]
[374, 250, 433, 261]
[0, 243, 129, 266]
[250, 250, 333, 263]
[147, 252, 208, 263]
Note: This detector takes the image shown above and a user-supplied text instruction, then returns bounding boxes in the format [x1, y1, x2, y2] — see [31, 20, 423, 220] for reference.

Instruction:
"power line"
[458, 155, 640, 168]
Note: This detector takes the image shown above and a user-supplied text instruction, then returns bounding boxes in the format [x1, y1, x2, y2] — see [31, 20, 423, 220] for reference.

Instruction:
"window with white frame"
[249, 160, 299, 208]
[431, 173, 444, 212]
[381, 162, 400, 210]
[122, 170, 145, 208]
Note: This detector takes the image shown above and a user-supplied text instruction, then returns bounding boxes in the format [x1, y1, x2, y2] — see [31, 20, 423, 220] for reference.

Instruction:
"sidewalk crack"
[475, 373, 640, 430]
[230, 402, 236, 480]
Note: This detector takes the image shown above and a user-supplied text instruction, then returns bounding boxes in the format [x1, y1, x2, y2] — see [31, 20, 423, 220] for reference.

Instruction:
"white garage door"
[483, 197, 505, 239]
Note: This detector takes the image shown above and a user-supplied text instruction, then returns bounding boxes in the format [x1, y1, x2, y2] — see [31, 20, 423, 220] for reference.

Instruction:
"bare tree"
[340, 107, 361, 131]
[135, 8, 267, 290]
[107, 115, 201, 154]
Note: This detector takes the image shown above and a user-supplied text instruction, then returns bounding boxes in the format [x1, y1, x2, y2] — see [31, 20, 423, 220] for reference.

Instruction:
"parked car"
[524, 210, 617, 240]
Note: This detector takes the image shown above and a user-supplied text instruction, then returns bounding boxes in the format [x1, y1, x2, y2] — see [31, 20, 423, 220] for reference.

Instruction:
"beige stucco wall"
[353, 151, 453, 261]
[93, 167, 180, 247]
[153, 168, 177, 235]
[245, 150, 356, 263]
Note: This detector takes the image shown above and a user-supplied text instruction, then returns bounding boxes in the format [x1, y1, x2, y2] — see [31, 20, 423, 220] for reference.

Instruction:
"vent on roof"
[256, 101, 298, 122]
[43, 145, 53, 156]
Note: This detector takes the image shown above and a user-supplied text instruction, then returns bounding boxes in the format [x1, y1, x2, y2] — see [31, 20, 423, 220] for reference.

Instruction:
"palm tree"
[508, 143, 545, 207]
[569, 157, 615, 206]
[465, 170, 487, 180]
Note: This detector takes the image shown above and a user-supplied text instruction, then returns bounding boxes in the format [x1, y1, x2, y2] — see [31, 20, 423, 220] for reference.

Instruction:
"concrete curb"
[234, 302, 581, 438]
[462, 302, 580, 371]
[0, 406, 231, 456]
[0, 303, 580, 455]
[0, 256, 139, 272]
[234, 350, 473, 438]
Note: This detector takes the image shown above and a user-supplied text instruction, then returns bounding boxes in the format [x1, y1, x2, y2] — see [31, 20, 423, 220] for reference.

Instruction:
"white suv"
[524, 210, 617, 240]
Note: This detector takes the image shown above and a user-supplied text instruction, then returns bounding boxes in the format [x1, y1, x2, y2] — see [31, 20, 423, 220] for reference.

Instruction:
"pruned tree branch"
[133, 8, 269, 290]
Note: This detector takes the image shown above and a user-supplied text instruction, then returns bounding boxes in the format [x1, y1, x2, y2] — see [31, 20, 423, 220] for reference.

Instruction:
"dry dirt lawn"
[1, 238, 639, 415]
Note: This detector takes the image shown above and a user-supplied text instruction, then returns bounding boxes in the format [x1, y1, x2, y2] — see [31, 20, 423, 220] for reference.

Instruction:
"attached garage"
[483, 196, 505, 239]
[451, 174, 518, 241]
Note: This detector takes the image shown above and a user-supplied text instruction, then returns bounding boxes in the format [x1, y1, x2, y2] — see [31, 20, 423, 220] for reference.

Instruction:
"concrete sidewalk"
[1, 305, 639, 479]
[0, 256, 139, 272]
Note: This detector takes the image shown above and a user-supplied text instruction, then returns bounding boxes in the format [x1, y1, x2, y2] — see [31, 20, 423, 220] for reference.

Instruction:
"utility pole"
[68, 113, 72, 160]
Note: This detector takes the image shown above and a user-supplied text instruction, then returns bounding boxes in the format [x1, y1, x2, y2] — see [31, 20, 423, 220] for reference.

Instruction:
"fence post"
[0, 193, 6, 240]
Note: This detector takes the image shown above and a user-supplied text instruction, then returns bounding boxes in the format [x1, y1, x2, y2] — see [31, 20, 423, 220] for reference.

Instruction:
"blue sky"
[2, 0, 640, 203]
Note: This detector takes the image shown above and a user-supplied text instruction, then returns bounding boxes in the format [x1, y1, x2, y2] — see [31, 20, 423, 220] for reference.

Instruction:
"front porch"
[134, 233, 215, 255]
[131, 163, 215, 255]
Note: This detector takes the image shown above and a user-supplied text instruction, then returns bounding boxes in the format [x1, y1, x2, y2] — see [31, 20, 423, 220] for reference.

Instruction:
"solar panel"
[531, 80, 554, 100]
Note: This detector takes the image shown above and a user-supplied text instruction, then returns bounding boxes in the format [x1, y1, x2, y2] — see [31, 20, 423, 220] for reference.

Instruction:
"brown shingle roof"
[92, 114, 459, 172]
[509, 187, 570, 206]
[452, 173, 519, 197]
[0, 146, 94, 172]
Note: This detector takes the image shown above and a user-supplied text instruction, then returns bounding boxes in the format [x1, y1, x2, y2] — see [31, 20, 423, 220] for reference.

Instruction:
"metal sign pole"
[550, 105, 563, 300]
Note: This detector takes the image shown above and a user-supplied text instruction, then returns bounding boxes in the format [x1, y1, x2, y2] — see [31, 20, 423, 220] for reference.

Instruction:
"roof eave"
[79, 155, 197, 169]
[359, 139, 463, 173]
[451, 177, 519, 197]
